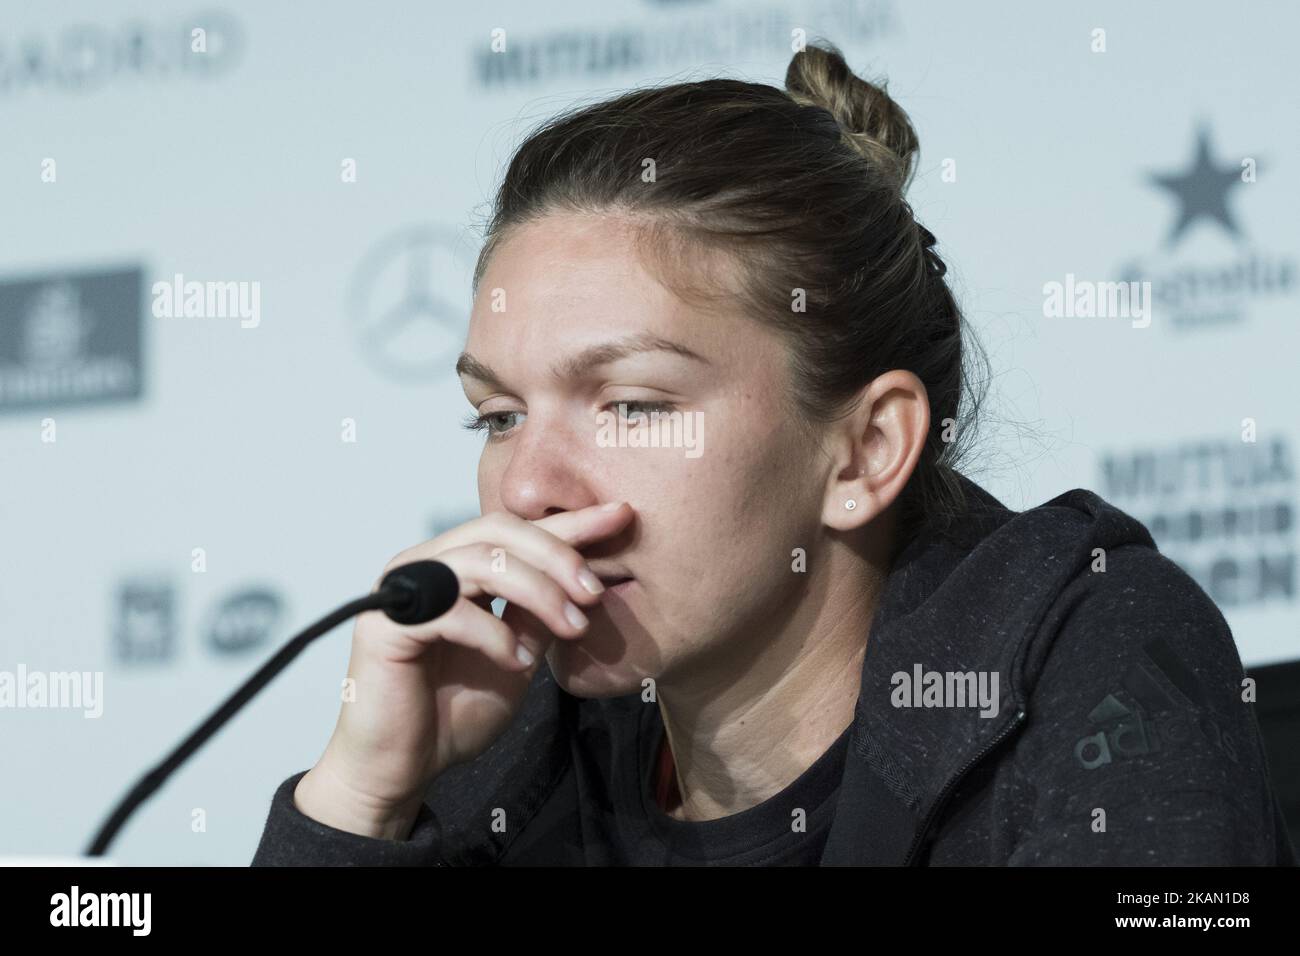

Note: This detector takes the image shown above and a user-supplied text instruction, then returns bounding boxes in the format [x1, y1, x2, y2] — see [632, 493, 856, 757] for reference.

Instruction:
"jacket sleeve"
[250, 770, 450, 866]
[1005, 544, 1295, 865]
[250, 664, 572, 866]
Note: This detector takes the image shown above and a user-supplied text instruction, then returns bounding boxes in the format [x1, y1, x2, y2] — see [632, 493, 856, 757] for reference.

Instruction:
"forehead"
[465, 211, 756, 360]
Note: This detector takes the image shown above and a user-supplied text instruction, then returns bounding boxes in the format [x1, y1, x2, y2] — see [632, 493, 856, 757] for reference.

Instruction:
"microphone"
[85, 560, 459, 857]
[379, 559, 460, 624]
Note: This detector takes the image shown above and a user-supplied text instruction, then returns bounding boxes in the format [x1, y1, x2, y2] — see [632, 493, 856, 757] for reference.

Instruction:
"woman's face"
[459, 211, 831, 698]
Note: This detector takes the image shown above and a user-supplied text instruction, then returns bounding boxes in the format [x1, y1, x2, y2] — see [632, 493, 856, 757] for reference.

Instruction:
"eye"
[462, 401, 678, 443]
[607, 400, 676, 423]
[461, 410, 525, 440]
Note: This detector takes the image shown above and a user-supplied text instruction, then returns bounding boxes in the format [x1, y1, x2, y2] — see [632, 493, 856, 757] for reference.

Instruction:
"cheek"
[475, 445, 508, 509]
[718, 452, 819, 574]
[642, 448, 812, 585]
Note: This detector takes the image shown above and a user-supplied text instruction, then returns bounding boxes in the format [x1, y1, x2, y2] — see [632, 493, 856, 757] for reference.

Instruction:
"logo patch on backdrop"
[204, 588, 283, 655]
[114, 580, 175, 665]
[1100, 436, 1295, 610]
[0, 266, 143, 413]
[0, 11, 244, 98]
[348, 226, 472, 382]
[1115, 124, 1296, 331]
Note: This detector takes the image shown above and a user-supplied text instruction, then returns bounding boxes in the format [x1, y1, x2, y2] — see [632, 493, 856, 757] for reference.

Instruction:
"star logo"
[1148, 126, 1251, 248]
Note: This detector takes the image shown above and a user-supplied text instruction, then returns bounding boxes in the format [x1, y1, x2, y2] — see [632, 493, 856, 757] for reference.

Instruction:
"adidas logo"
[1073, 638, 1240, 770]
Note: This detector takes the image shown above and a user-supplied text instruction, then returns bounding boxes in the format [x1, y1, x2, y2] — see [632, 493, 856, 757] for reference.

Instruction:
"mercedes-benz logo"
[348, 225, 476, 381]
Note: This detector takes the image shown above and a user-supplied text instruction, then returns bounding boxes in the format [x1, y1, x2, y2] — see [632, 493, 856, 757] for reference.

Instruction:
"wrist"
[293, 759, 424, 840]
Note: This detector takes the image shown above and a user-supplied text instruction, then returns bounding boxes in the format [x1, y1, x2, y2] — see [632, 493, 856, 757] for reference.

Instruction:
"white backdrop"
[2, 0, 1297, 864]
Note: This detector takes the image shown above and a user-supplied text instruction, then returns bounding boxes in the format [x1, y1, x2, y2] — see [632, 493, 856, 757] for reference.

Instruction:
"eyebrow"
[455, 333, 710, 392]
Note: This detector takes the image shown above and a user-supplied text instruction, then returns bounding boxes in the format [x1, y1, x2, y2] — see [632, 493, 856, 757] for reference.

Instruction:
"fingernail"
[577, 567, 605, 594]
[600, 501, 625, 512]
[564, 602, 589, 630]
[516, 644, 535, 666]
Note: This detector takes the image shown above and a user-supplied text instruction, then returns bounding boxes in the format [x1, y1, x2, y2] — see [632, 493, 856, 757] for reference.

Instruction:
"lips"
[586, 565, 633, 589]
[601, 577, 635, 600]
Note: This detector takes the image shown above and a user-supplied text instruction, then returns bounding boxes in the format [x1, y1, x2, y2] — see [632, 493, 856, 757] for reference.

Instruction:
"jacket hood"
[823, 471, 1160, 864]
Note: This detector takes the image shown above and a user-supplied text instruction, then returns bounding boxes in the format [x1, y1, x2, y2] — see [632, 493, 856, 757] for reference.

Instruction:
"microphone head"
[379, 560, 459, 625]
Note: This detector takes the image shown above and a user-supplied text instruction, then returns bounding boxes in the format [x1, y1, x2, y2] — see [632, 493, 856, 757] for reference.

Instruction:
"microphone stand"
[87, 590, 391, 856]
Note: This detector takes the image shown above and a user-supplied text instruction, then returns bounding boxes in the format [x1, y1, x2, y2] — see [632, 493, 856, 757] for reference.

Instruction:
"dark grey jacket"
[252, 475, 1296, 865]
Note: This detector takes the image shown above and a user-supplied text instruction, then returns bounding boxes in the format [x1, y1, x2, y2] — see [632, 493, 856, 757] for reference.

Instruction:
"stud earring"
[844, 499, 857, 511]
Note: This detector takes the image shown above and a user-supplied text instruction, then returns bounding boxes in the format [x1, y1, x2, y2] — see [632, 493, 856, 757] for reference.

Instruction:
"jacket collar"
[822, 473, 1155, 864]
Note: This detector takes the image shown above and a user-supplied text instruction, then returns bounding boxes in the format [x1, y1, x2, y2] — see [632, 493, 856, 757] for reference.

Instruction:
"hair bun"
[785, 41, 920, 194]
[918, 224, 947, 277]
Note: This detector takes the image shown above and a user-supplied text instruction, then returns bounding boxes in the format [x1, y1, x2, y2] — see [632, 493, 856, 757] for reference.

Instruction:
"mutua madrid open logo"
[1115, 124, 1295, 331]
[1074, 636, 1239, 770]
[1100, 435, 1295, 610]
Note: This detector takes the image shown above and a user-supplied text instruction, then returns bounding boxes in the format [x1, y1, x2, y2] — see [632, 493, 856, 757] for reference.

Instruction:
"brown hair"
[473, 40, 987, 547]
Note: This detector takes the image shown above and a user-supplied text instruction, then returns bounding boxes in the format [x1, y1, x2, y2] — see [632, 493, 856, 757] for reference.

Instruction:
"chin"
[545, 639, 650, 699]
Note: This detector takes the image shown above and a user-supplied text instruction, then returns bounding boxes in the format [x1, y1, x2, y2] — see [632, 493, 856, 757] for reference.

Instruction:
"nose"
[493, 410, 599, 521]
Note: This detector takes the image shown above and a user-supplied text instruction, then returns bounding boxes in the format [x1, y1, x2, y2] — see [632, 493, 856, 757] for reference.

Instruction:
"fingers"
[364, 501, 636, 676]
[378, 540, 594, 672]
[382, 502, 635, 608]
[384, 595, 534, 673]
[500, 601, 556, 671]
[433, 542, 592, 641]
[531, 501, 634, 550]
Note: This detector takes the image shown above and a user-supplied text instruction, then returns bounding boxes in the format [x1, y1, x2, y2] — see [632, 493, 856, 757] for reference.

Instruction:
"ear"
[821, 370, 930, 531]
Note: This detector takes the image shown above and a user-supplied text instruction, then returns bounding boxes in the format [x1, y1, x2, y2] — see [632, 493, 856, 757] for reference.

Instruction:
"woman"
[252, 43, 1293, 866]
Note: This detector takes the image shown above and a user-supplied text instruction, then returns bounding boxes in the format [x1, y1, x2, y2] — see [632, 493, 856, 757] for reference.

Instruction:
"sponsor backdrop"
[1, 1, 1296, 864]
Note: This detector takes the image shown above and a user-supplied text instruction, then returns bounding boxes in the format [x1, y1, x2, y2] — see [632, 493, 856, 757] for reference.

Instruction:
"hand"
[294, 502, 634, 837]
